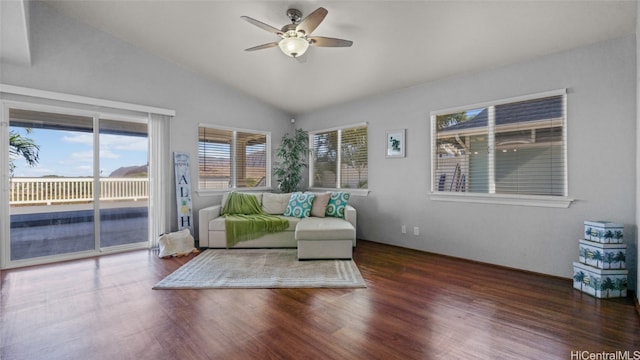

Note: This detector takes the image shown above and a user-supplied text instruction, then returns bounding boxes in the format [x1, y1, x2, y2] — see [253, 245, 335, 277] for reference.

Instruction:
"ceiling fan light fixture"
[242, 7, 352, 58]
[278, 36, 309, 58]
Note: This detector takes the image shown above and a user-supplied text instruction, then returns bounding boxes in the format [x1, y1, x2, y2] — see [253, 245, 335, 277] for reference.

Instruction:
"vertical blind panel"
[198, 127, 232, 190]
[340, 126, 368, 189]
[236, 131, 267, 188]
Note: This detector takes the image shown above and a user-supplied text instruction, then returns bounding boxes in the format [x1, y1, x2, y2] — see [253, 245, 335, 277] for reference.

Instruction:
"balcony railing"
[9, 178, 149, 205]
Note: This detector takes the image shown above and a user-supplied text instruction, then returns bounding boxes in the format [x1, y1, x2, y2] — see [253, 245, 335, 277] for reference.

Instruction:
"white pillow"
[310, 192, 331, 218]
[262, 193, 291, 214]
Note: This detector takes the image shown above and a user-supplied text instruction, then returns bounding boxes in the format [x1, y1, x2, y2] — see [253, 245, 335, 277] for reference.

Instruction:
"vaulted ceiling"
[4, 1, 638, 115]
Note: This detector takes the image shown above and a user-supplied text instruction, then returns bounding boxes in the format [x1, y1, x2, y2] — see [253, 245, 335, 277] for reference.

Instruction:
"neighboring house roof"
[440, 96, 563, 133]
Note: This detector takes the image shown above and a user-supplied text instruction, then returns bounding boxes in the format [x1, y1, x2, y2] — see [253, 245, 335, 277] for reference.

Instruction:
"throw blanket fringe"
[222, 192, 289, 248]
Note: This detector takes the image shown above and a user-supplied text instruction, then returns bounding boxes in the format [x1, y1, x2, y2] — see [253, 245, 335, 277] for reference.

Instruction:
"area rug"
[153, 249, 367, 289]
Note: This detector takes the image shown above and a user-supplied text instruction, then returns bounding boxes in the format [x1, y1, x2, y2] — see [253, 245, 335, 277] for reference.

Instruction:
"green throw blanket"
[222, 192, 289, 248]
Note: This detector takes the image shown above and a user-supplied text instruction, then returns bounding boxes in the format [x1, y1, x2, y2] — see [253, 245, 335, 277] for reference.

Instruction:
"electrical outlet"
[413, 227, 420, 236]
[401, 225, 406, 234]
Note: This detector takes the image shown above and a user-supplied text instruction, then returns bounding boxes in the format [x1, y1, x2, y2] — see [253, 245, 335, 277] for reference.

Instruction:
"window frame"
[196, 124, 271, 194]
[308, 122, 369, 196]
[430, 89, 573, 208]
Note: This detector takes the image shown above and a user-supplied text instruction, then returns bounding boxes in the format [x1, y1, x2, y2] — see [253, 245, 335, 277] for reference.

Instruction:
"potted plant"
[274, 128, 308, 193]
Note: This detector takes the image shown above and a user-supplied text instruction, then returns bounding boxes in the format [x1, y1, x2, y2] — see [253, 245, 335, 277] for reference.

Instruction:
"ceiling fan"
[241, 7, 353, 58]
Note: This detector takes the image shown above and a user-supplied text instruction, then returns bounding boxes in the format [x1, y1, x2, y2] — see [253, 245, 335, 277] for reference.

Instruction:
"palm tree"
[603, 252, 615, 269]
[614, 230, 623, 243]
[9, 128, 40, 176]
[585, 227, 592, 239]
[613, 251, 626, 269]
[593, 250, 603, 268]
[573, 271, 586, 291]
[601, 277, 615, 297]
[579, 246, 587, 262]
[589, 276, 601, 296]
[604, 230, 613, 243]
[614, 278, 627, 296]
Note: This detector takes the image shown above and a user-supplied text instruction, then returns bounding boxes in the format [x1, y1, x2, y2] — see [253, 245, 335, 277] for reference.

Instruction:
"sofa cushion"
[325, 191, 351, 218]
[310, 192, 331, 218]
[284, 193, 315, 218]
[295, 217, 356, 240]
[209, 216, 300, 231]
[221, 192, 263, 213]
[262, 193, 291, 214]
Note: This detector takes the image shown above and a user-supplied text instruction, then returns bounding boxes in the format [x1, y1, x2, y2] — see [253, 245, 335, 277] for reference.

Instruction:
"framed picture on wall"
[386, 129, 405, 158]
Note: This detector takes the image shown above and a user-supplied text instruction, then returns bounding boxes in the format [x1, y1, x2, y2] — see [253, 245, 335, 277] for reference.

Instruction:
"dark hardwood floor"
[1, 240, 638, 360]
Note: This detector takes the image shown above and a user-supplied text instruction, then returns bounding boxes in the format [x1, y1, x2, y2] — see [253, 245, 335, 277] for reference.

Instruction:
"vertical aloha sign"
[173, 152, 194, 235]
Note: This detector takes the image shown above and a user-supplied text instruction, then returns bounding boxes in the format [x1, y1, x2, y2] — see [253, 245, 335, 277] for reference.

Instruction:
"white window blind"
[310, 124, 368, 190]
[432, 90, 567, 197]
[198, 126, 268, 190]
[340, 126, 368, 189]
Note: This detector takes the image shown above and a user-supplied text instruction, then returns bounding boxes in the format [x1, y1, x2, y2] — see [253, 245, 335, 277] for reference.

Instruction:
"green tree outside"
[9, 128, 40, 176]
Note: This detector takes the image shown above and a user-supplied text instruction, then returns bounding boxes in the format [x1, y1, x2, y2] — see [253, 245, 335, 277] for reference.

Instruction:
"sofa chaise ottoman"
[296, 217, 355, 259]
[198, 192, 356, 259]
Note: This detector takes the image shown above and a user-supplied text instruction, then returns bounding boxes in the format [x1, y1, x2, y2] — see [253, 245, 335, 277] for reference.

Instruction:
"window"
[431, 90, 567, 201]
[310, 123, 368, 190]
[198, 126, 269, 190]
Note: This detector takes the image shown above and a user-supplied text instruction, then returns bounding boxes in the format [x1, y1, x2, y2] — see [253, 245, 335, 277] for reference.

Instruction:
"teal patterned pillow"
[325, 192, 350, 218]
[284, 192, 316, 218]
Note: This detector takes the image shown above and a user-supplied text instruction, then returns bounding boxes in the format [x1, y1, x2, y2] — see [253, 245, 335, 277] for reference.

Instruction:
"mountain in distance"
[109, 165, 148, 178]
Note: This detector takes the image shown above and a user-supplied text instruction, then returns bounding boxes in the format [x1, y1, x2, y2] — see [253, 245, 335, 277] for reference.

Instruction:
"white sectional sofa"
[198, 192, 356, 259]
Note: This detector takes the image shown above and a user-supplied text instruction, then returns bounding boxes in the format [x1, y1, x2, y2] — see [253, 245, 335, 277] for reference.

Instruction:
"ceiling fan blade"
[244, 42, 279, 52]
[241, 16, 283, 36]
[296, 7, 327, 35]
[308, 36, 353, 47]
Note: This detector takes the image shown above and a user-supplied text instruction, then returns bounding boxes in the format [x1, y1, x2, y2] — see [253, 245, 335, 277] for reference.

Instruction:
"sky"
[10, 127, 148, 178]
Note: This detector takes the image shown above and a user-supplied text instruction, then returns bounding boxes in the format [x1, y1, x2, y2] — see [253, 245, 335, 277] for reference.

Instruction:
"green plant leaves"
[274, 128, 308, 193]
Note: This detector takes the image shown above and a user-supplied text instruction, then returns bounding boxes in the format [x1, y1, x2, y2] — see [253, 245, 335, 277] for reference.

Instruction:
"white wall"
[298, 36, 637, 285]
[0, 2, 293, 236]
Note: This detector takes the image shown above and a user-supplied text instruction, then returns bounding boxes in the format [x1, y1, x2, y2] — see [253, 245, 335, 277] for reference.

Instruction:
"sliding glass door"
[9, 108, 96, 261]
[98, 119, 148, 248]
[5, 105, 148, 265]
